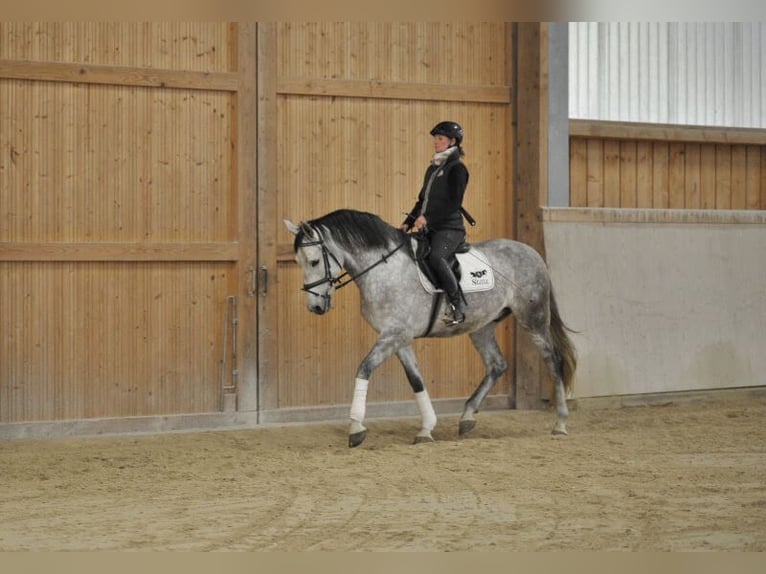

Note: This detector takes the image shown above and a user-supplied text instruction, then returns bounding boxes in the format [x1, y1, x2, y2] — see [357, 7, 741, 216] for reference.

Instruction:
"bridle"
[296, 236, 345, 298]
[297, 228, 407, 299]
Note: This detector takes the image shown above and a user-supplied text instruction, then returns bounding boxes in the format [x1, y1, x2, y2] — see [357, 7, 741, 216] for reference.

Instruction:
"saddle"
[409, 235, 494, 295]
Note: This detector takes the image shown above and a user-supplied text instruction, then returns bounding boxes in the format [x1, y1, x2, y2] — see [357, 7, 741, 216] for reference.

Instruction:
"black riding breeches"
[426, 229, 465, 299]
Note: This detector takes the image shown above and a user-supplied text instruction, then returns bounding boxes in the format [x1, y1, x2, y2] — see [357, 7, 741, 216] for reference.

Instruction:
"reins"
[297, 230, 407, 296]
[333, 241, 406, 289]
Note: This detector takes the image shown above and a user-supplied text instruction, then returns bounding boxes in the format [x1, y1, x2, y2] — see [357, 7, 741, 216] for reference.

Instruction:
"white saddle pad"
[416, 247, 495, 294]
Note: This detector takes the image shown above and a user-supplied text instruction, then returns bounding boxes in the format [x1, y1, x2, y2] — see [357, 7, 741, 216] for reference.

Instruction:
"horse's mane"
[295, 209, 403, 253]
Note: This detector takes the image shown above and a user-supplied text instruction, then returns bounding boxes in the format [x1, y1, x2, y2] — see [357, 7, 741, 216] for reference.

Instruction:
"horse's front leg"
[349, 332, 408, 448]
[396, 345, 436, 444]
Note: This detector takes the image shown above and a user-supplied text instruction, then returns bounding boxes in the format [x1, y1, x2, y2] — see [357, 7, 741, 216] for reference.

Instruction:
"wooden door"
[256, 23, 515, 420]
[0, 23, 257, 425]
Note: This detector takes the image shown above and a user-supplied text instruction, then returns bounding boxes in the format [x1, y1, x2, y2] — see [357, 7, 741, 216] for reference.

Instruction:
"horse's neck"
[337, 247, 373, 275]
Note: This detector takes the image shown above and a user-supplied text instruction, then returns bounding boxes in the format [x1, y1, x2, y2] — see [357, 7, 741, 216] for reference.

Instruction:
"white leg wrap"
[349, 378, 369, 423]
[415, 390, 437, 432]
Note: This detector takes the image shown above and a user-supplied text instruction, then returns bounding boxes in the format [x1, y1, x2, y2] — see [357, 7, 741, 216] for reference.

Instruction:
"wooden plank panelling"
[652, 143, 669, 208]
[0, 242, 239, 262]
[570, 121, 766, 210]
[603, 140, 620, 207]
[0, 60, 239, 91]
[585, 139, 603, 207]
[715, 144, 732, 209]
[274, 95, 513, 408]
[0, 262, 232, 422]
[266, 23, 514, 411]
[746, 146, 761, 209]
[636, 141, 653, 208]
[569, 138, 587, 206]
[277, 78, 510, 103]
[668, 143, 685, 209]
[619, 141, 637, 207]
[277, 22, 508, 86]
[543, 207, 766, 225]
[0, 23, 232, 72]
[0, 81, 233, 243]
[1, 23, 255, 426]
[276, 97, 509, 232]
[731, 145, 747, 209]
[571, 119, 766, 145]
[700, 144, 717, 209]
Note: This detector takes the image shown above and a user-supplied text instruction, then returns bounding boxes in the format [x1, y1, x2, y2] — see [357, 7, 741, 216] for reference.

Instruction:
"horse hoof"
[458, 419, 476, 436]
[349, 430, 367, 448]
[551, 425, 569, 436]
[413, 435, 434, 444]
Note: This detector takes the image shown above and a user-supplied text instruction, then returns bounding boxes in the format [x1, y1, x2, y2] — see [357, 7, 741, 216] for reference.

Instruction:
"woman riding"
[401, 120, 470, 326]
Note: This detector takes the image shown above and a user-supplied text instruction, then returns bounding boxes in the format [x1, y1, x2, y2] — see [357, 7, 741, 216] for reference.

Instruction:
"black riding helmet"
[430, 121, 464, 145]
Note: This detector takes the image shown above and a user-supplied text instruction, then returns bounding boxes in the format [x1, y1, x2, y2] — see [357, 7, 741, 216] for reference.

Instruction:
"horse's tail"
[549, 288, 577, 398]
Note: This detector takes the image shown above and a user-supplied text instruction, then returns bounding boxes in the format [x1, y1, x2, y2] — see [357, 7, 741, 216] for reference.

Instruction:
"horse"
[284, 209, 576, 447]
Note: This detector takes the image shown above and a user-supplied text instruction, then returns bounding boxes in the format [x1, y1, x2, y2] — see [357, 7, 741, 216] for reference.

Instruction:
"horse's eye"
[309, 260, 320, 268]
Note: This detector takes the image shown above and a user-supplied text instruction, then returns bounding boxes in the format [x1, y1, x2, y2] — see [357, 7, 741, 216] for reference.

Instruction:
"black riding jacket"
[404, 148, 469, 232]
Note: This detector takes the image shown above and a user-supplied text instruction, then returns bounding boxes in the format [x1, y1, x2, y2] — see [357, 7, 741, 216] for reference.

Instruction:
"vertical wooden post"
[255, 23, 279, 415]
[234, 23, 259, 413]
[513, 23, 550, 409]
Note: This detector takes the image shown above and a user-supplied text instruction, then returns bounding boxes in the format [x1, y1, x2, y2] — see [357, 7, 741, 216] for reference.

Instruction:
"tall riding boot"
[430, 255, 466, 326]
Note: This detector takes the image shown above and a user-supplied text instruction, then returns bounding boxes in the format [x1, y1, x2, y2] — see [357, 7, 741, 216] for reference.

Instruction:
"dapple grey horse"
[284, 209, 576, 447]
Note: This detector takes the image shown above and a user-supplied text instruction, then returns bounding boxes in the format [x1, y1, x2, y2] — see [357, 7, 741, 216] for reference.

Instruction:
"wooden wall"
[259, 23, 515, 412]
[2, 22, 522, 430]
[570, 120, 766, 209]
[0, 23, 258, 423]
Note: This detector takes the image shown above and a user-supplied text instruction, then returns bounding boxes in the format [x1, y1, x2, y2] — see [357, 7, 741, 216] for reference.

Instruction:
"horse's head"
[284, 219, 343, 315]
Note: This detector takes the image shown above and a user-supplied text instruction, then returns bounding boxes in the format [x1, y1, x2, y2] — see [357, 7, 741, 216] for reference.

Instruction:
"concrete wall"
[543, 208, 766, 398]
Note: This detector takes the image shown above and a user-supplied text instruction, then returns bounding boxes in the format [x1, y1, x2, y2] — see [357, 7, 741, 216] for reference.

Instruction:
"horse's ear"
[299, 222, 315, 237]
[283, 219, 300, 235]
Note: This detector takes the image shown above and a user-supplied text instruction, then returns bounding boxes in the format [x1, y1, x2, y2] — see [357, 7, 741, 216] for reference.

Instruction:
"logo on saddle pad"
[416, 248, 495, 294]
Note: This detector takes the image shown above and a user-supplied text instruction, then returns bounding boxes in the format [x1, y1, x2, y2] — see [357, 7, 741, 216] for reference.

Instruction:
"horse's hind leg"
[460, 323, 508, 436]
[396, 345, 437, 444]
[522, 326, 570, 436]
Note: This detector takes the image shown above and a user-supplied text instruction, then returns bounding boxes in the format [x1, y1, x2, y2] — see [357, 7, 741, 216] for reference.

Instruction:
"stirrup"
[444, 303, 465, 326]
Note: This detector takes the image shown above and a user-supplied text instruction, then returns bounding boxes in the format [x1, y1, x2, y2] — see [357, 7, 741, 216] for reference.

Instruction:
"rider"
[401, 121, 469, 326]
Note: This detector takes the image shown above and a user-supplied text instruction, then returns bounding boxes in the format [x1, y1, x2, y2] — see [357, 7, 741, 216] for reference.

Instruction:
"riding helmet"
[430, 121, 464, 145]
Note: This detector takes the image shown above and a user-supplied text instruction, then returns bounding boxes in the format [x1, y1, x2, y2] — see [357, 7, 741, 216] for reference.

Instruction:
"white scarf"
[432, 146, 457, 166]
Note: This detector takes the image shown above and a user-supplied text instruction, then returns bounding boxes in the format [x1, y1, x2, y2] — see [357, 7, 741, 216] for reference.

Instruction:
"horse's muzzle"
[307, 295, 331, 315]
[310, 304, 327, 315]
